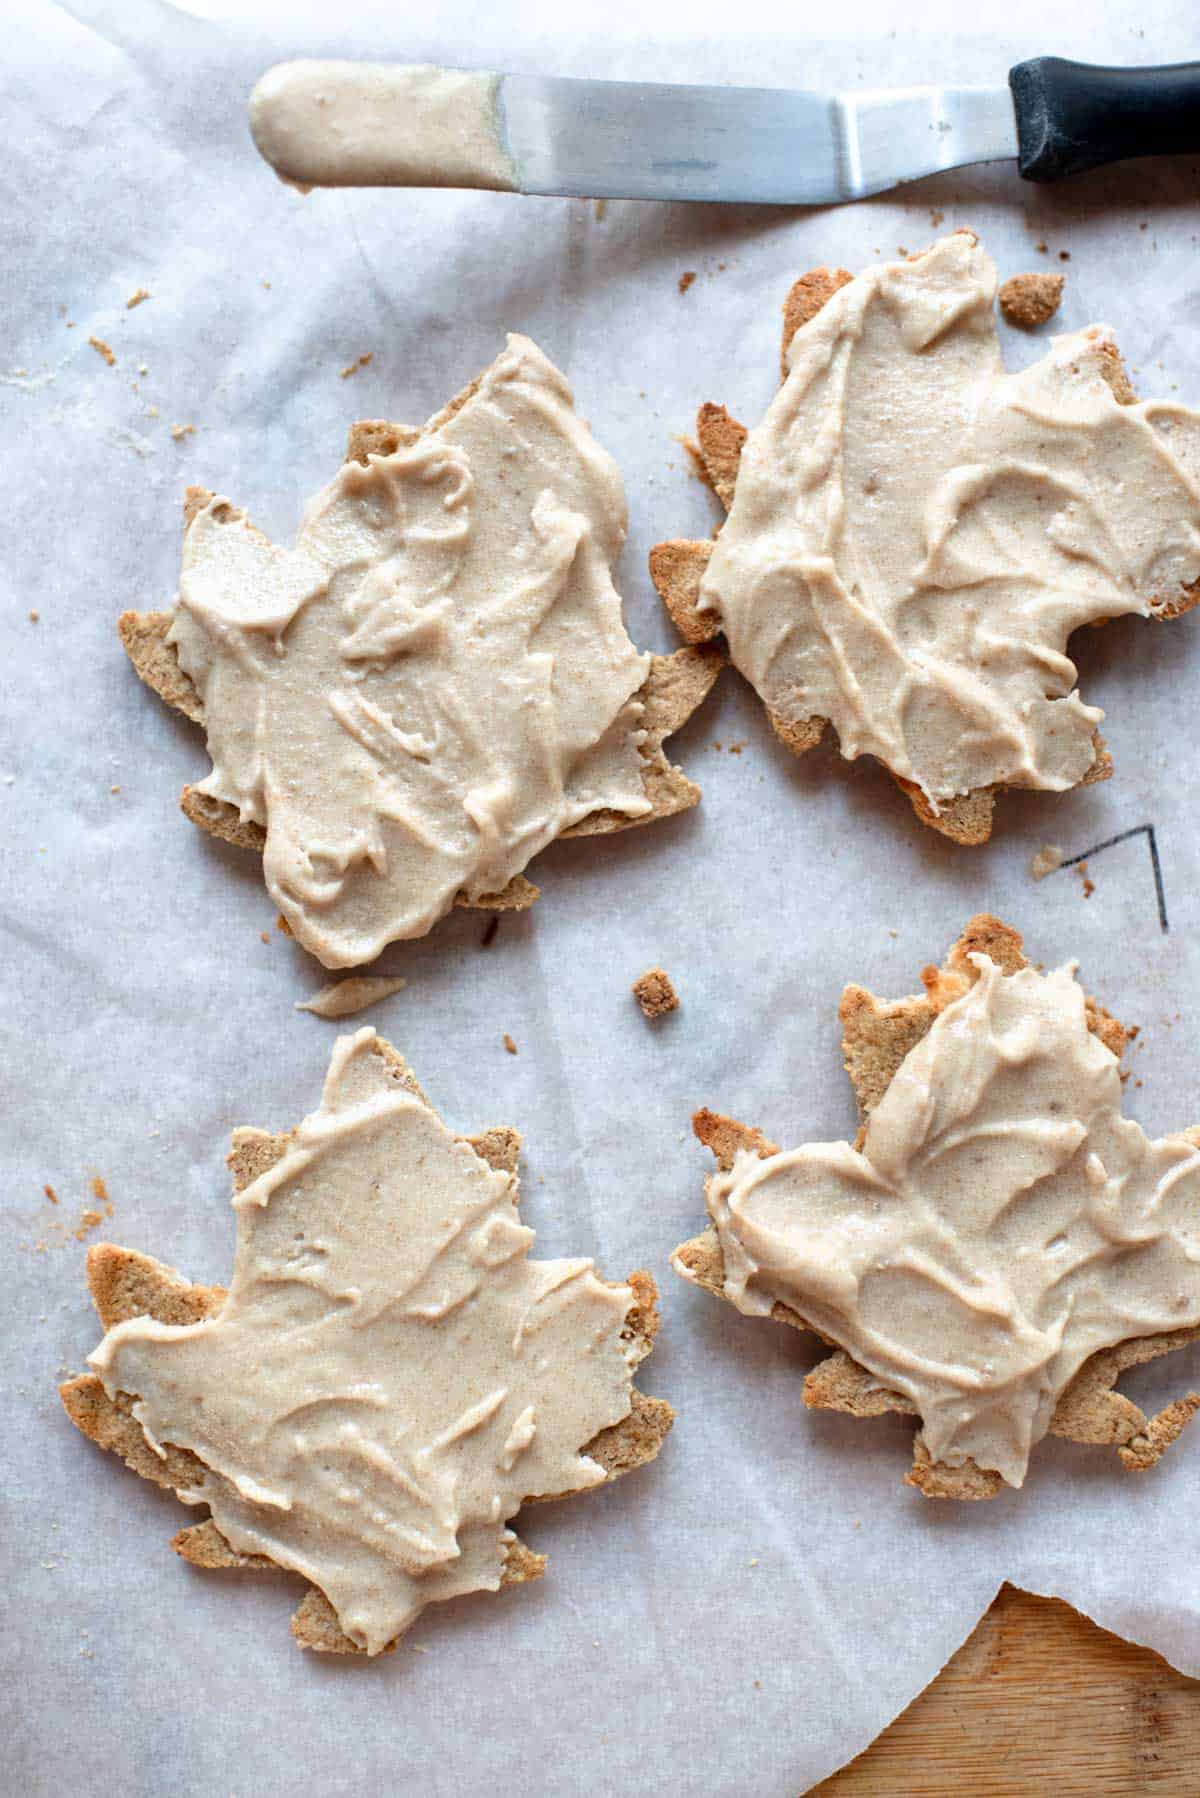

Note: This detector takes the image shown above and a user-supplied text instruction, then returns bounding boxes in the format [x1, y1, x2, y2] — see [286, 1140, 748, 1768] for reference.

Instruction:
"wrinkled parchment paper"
[6, 2, 1200, 1791]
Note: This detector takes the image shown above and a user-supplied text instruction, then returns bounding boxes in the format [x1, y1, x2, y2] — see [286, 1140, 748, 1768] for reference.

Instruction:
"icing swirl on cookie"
[90, 1029, 639, 1653]
[170, 336, 651, 966]
[688, 956, 1200, 1487]
[700, 234, 1200, 806]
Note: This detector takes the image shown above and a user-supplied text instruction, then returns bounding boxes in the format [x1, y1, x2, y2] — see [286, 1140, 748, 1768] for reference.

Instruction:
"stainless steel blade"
[498, 74, 1018, 203]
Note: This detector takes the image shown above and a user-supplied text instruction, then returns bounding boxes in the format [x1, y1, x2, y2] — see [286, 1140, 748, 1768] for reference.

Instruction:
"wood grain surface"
[812, 1584, 1200, 1795]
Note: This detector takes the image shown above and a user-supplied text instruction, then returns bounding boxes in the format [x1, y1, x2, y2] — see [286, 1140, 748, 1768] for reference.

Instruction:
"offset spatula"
[250, 56, 1200, 203]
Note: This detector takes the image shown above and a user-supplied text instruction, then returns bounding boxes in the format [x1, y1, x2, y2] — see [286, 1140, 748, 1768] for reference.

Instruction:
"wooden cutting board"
[812, 1584, 1200, 1795]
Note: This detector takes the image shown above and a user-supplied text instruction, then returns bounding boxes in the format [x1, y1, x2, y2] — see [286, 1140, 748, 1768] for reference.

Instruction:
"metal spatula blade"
[497, 76, 1017, 204]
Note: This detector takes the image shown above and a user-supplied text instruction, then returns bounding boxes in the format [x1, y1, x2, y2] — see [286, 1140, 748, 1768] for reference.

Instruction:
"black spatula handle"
[1010, 57, 1200, 181]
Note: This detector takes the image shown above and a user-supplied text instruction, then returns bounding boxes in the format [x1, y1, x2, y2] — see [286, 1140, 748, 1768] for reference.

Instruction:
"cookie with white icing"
[651, 234, 1200, 844]
[674, 916, 1200, 1498]
[61, 1031, 671, 1651]
[122, 335, 719, 966]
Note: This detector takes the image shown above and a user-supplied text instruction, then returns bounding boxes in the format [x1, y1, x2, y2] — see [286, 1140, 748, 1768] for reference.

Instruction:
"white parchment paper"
[5, 2, 1200, 1791]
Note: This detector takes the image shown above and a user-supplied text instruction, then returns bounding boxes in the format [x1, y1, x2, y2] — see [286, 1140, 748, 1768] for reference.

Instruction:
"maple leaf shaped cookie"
[674, 917, 1200, 1497]
[651, 233, 1200, 844]
[121, 335, 719, 966]
[61, 1030, 671, 1653]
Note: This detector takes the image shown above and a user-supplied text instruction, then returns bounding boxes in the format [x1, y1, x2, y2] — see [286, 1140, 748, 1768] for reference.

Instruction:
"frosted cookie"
[650, 233, 1200, 844]
[673, 916, 1200, 1498]
[61, 1030, 672, 1652]
[121, 335, 719, 967]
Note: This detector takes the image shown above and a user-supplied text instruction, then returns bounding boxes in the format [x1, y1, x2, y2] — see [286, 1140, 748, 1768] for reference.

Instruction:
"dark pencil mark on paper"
[1049, 824, 1167, 934]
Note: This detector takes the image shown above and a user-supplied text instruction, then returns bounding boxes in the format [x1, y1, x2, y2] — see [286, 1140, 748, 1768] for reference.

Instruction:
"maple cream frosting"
[169, 336, 652, 967]
[89, 1029, 640, 1654]
[249, 61, 518, 192]
[699, 234, 1200, 807]
[683, 956, 1200, 1487]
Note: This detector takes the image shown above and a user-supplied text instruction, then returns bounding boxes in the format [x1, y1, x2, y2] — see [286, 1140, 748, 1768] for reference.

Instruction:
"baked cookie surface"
[62, 1030, 672, 1651]
[674, 917, 1200, 1498]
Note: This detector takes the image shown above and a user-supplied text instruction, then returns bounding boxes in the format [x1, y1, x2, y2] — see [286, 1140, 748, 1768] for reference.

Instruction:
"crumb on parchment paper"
[126, 288, 150, 309]
[1029, 843, 1064, 881]
[999, 272, 1064, 329]
[633, 967, 680, 1020]
[170, 423, 194, 441]
[340, 352, 373, 379]
[678, 271, 696, 295]
[73, 1178, 114, 1242]
[503, 1033, 518, 1055]
[88, 336, 115, 366]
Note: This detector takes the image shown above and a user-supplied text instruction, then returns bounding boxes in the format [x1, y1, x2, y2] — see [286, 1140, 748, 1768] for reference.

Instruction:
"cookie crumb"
[29, 610, 39, 623]
[340, 352, 373, 379]
[999, 272, 1064, 330]
[481, 916, 500, 948]
[110, 784, 120, 794]
[1074, 860, 1095, 899]
[678, 271, 696, 295]
[728, 739, 747, 755]
[126, 288, 150, 309]
[260, 931, 270, 944]
[43, 1184, 58, 1204]
[1029, 843, 1064, 881]
[170, 423, 194, 441]
[88, 336, 115, 366]
[929, 209, 945, 227]
[633, 967, 680, 1019]
[502, 1033, 518, 1055]
[1059, 250, 1071, 262]
[91, 1176, 109, 1204]
[74, 1209, 105, 1241]
[276, 913, 293, 937]
[1035, 240, 1048, 254]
